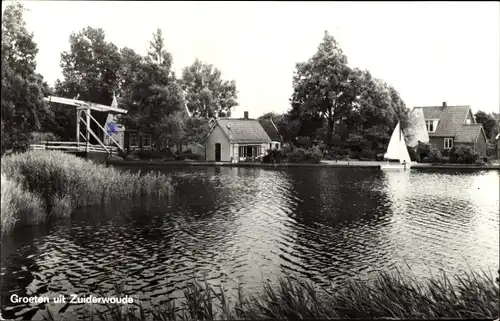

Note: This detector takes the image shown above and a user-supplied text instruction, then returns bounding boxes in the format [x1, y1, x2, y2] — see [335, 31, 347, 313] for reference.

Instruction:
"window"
[142, 134, 151, 147]
[444, 138, 453, 150]
[465, 118, 472, 124]
[275, 143, 279, 149]
[239, 146, 261, 158]
[129, 133, 139, 147]
[425, 120, 434, 132]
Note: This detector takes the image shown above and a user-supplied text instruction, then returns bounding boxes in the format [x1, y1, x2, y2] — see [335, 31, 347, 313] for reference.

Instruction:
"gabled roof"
[455, 124, 484, 143]
[258, 118, 283, 142]
[208, 118, 272, 144]
[412, 105, 484, 143]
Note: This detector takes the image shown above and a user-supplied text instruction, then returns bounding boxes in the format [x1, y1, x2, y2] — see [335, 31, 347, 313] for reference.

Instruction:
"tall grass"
[1, 150, 174, 235]
[1, 172, 44, 234]
[42, 269, 500, 321]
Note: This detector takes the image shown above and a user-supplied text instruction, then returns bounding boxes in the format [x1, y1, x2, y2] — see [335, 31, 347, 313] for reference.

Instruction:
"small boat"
[380, 121, 411, 171]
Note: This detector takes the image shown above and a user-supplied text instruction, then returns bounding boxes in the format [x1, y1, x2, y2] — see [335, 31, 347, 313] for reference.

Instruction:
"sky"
[12, 1, 500, 118]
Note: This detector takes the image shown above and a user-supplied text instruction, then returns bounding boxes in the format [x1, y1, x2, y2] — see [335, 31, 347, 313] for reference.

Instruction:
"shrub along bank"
[0, 150, 174, 235]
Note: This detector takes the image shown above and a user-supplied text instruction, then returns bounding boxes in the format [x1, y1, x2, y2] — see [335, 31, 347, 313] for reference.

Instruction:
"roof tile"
[412, 105, 483, 143]
[216, 118, 272, 143]
[258, 118, 282, 142]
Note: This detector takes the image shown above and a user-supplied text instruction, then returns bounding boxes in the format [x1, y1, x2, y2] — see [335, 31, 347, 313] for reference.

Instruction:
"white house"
[205, 111, 272, 162]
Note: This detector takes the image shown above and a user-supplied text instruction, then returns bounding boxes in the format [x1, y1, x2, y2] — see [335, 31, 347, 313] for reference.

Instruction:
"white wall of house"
[103, 115, 125, 149]
[104, 131, 125, 147]
[268, 141, 281, 150]
[206, 124, 231, 161]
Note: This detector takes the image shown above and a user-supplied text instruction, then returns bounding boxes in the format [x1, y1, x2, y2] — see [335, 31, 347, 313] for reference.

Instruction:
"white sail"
[384, 122, 402, 160]
[384, 122, 411, 164]
[398, 129, 412, 164]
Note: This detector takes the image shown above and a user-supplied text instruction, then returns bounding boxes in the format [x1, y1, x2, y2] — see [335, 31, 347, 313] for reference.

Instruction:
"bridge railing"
[29, 141, 118, 155]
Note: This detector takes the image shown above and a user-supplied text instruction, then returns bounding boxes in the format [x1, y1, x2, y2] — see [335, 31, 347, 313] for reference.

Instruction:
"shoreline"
[107, 158, 500, 170]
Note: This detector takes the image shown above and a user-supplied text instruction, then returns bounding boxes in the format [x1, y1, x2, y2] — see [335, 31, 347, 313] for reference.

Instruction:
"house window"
[239, 146, 261, 158]
[275, 143, 279, 149]
[142, 134, 151, 148]
[465, 118, 472, 124]
[425, 120, 434, 132]
[239, 146, 247, 157]
[444, 138, 453, 150]
[129, 133, 139, 147]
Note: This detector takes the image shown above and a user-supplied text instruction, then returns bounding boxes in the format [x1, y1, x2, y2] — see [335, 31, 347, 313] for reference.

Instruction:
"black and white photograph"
[1, 1, 499, 320]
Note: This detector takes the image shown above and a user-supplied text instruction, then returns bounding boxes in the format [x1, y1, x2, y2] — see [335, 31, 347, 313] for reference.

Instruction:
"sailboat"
[380, 122, 412, 170]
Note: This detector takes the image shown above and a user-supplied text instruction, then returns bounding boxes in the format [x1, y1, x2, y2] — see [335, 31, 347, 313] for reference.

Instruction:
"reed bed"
[1, 150, 174, 235]
[43, 268, 499, 321]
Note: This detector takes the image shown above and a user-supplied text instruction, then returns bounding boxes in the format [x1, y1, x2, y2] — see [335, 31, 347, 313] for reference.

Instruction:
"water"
[1, 167, 499, 319]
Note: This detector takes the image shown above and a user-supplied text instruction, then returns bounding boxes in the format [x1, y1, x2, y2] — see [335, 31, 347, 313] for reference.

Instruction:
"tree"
[1, 3, 47, 153]
[54, 26, 122, 141]
[474, 111, 498, 139]
[180, 58, 238, 118]
[290, 31, 358, 147]
[118, 29, 185, 148]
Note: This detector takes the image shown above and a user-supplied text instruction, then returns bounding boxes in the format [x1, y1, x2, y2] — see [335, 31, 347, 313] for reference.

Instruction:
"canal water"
[1, 167, 499, 319]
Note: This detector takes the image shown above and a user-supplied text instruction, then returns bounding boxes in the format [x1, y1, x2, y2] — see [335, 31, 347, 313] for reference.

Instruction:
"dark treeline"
[2, 3, 498, 159]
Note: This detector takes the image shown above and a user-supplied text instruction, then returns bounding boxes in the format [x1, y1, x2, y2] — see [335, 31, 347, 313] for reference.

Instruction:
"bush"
[137, 149, 174, 160]
[262, 149, 285, 163]
[426, 148, 443, 164]
[449, 145, 479, 164]
[407, 146, 420, 162]
[287, 146, 322, 164]
[1, 151, 174, 234]
[176, 150, 204, 161]
[359, 149, 376, 160]
[482, 155, 492, 164]
[325, 147, 350, 160]
[416, 142, 432, 161]
[30, 132, 59, 144]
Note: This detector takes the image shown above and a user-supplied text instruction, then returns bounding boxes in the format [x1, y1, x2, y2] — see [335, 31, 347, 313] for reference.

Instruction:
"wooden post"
[85, 108, 90, 153]
[76, 109, 80, 148]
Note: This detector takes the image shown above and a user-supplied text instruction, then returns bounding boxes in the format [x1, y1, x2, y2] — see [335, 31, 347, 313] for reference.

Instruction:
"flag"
[106, 122, 117, 135]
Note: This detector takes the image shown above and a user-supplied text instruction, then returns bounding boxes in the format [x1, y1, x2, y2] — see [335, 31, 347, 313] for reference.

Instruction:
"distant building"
[205, 111, 272, 162]
[258, 116, 284, 150]
[413, 102, 488, 156]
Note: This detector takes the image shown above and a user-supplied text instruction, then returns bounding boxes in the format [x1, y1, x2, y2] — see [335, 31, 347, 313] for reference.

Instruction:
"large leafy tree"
[1, 2, 47, 153]
[180, 58, 238, 118]
[53, 27, 122, 141]
[474, 111, 498, 139]
[291, 31, 358, 147]
[118, 29, 185, 148]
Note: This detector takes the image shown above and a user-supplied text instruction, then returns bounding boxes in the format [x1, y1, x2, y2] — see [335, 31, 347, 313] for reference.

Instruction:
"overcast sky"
[15, 1, 500, 117]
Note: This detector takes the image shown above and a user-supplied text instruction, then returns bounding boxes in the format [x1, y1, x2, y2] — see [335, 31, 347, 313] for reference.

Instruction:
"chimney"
[442, 101, 447, 107]
[244, 111, 248, 120]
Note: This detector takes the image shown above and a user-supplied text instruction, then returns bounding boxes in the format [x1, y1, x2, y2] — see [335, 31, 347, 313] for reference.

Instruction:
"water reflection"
[1, 167, 498, 319]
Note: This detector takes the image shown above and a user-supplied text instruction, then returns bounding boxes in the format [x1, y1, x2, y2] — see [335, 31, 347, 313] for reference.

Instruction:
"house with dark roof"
[258, 117, 283, 151]
[205, 111, 272, 162]
[412, 102, 488, 156]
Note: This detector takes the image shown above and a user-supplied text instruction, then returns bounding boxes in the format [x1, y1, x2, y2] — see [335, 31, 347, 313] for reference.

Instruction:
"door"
[215, 143, 221, 161]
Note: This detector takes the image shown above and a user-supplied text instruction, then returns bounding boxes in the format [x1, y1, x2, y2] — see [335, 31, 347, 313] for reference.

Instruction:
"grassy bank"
[1, 150, 174, 235]
[42, 269, 499, 320]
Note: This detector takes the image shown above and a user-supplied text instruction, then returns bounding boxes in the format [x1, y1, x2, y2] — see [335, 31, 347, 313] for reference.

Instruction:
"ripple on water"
[1, 168, 498, 319]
